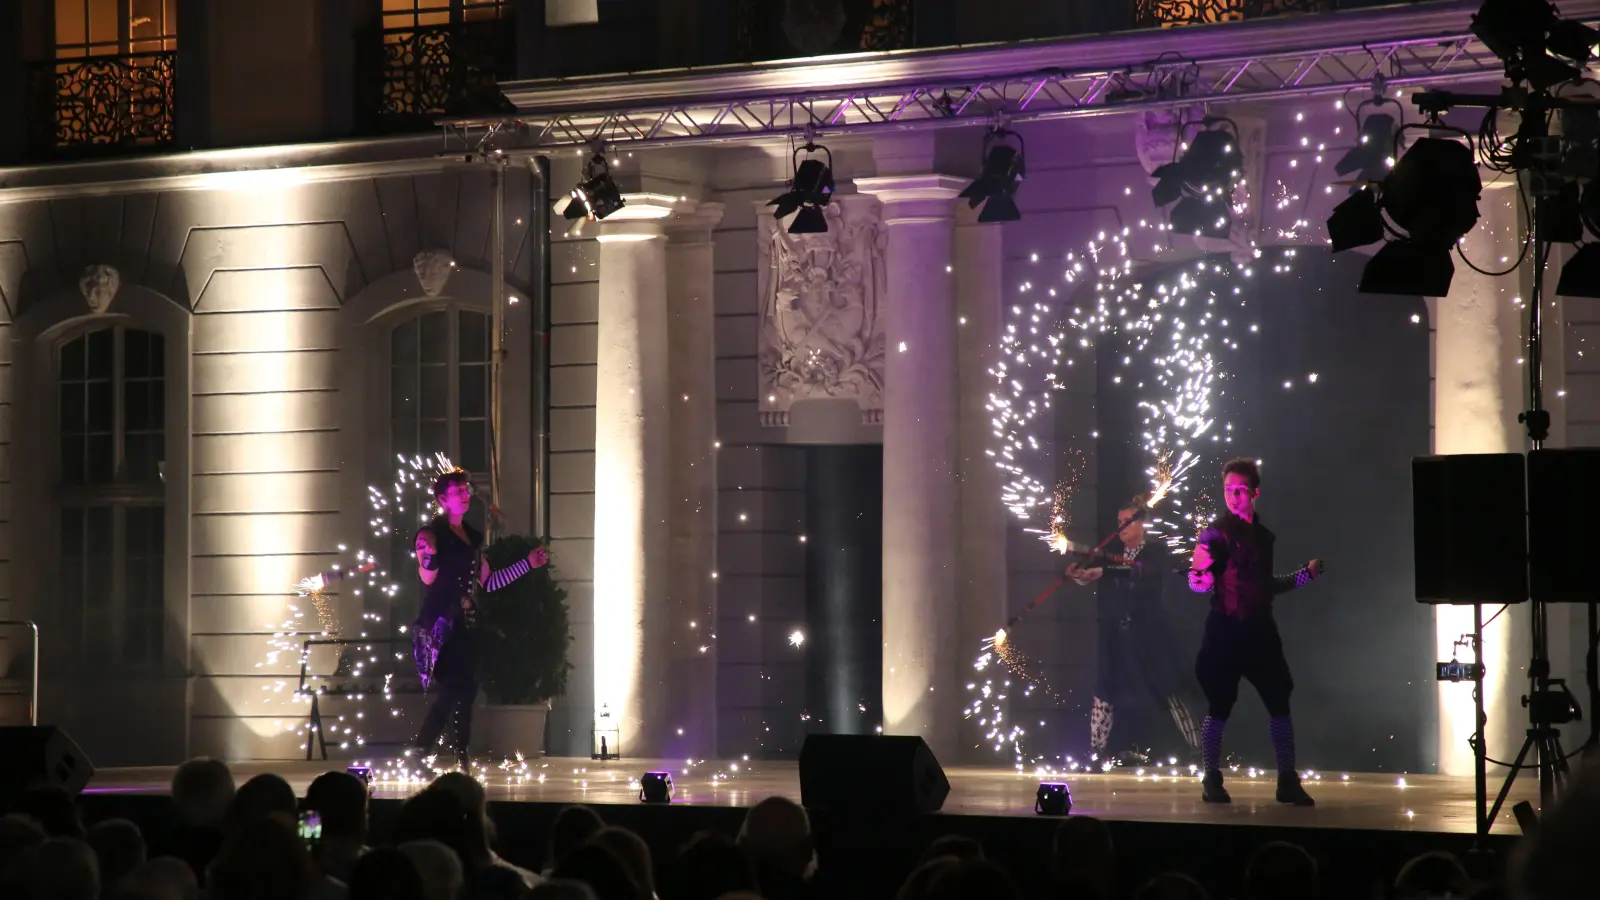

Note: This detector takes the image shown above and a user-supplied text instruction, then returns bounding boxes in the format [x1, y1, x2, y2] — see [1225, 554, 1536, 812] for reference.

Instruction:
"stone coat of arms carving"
[756, 196, 887, 426]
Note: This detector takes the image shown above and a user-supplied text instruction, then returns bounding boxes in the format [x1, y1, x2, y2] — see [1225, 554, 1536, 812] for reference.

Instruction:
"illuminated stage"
[85, 757, 1530, 836]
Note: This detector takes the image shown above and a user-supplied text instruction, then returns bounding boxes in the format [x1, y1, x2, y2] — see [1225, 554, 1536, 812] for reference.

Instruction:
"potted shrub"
[472, 534, 572, 758]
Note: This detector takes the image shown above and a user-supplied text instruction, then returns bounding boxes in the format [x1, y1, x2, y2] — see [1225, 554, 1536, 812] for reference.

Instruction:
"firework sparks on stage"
[964, 629, 1073, 769]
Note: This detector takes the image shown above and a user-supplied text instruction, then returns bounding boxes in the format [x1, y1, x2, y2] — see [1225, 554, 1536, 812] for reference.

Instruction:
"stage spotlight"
[1556, 243, 1600, 297]
[959, 128, 1026, 223]
[769, 144, 835, 234]
[1152, 121, 1242, 237]
[1540, 179, 1584, 244]
[563, 152, 626, 222]
[1036, 782, 1072, 816]
[1335, 110, 1399, 182]
[1327, 188, 1385, 252]
[1471, 0, 1590, 89]
[1359, 240, 1456, 297]
[639, 771, 673, 804]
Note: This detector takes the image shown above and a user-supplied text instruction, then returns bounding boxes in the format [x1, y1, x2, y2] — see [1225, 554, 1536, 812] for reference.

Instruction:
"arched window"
[56, 325, 166, 671]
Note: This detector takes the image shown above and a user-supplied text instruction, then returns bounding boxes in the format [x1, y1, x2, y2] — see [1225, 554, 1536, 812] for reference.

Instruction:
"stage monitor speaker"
[1413, 453, 1528, 605]
[0, 727, 94, 800]
[1529, 448, 1600, 603]
[798, 734, 949, 814]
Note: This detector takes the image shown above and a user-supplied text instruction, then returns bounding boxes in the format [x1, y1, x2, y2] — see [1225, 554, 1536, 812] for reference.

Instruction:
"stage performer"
[1186, 458, 1322, 806]
[1067, 494, 1202, 765]
[409, 469, 548, 768]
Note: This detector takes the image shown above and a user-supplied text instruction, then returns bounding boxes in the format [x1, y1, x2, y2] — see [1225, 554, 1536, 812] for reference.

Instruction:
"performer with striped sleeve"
[409, 469, 548, 768]
[1186, 457, 1322, 807]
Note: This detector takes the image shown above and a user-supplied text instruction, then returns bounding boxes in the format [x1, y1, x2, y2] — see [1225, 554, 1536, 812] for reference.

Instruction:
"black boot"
[1202, 769, 1231, 803]
[1277, 771, 1315, 806]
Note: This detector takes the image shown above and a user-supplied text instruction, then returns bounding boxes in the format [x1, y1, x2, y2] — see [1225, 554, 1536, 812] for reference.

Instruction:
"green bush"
[478, 534, 572, 705]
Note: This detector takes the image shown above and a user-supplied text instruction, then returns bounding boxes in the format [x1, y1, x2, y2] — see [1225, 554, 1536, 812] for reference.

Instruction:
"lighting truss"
[446, 32, 1511, 153]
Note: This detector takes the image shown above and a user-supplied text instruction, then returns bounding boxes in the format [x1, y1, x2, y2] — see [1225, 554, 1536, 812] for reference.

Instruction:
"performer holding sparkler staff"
[1067, 494, 1202, 764]
[1187, 458, 1322, 806]
[409, 469, 548, 769]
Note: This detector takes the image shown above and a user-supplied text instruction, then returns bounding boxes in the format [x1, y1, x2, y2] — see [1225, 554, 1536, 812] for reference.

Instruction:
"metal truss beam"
[460, 30, 1513, 153]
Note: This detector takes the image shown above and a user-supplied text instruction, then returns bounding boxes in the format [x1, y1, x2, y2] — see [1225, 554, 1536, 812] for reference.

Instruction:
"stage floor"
[86, 758, 1533, 835]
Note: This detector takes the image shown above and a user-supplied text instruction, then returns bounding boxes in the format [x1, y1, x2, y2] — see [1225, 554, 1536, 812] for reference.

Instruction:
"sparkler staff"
[408, 468, 548, 769]
[1187, 458, 1323, 807]
[1067, 494, 1202, 764]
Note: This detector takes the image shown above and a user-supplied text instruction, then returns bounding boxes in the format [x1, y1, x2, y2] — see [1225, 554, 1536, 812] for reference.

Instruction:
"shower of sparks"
[1032, 449, 1085, 553]
[964, 630, 1072, 769]
[789, 630, 805, 648]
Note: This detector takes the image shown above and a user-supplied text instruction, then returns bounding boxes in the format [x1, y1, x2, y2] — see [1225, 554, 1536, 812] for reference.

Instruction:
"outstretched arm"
[415, 530, 439, 586]
[480, 547, 550, 592]
[1187, 539, 1216, 593]
[1272, 559, 1324, 595]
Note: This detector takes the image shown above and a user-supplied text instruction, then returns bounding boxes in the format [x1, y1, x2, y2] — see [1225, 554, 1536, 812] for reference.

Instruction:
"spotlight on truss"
[562, 151, 625, 222]
[959, 128, 1026, 223]
[1152, 118, 1241, 240]
[769, 143, 836, 234]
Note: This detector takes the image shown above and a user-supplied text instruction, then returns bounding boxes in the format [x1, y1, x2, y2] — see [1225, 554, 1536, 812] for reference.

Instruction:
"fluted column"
[1432, 184, 1529, 775]
[954, 209, 1007, 760]
[594, 198, 674, 757]
[662, 201, 724, 759]
[855, 174, 965, 759]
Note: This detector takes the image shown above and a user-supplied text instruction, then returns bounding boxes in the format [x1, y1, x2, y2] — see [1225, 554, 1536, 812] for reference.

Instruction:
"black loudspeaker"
[1413, 453, 1528, 605]
[1529, 448, 1600, 603]
[798, 734, 949, 814]
[0, 727, 95, 800]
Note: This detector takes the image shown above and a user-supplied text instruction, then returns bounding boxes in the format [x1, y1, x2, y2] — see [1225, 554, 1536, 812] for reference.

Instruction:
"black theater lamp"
[639, 771, 674, 804]
[1036, 781, 1072, 815]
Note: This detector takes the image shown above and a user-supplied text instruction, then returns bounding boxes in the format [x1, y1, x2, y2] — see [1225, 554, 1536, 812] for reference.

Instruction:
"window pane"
[86, 380, 113, 432]
[150, 382, 165, 429]
[85, 328, 113, 379]
[391, 317, 419, 364]
[61, 383, 85, 433]
[391, 362, 419, 420]
[419, 312, 449, 364]
[459, 310, 489, 363]
[391, 419, 418, 461]
[420, 420, 449, 458]
[420, 364, 449, 419]
[126, 379, 150, 430]
[459, 421, 488, 474]
[87, 0, 117, 50]
[61, 437, 85, 486]
[61, 336, 86, 380]
[126, 433, 162, 483]
[55, 0, 87, 51]
[458, 363, 487, 419]
[126, 329, 151, 378]
[87, 435, 115, 484]
[126, 506, 166, 668]
[150, 332, 165, 378]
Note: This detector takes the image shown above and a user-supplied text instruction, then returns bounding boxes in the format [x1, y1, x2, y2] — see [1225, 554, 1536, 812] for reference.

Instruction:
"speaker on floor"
[798, 734, 949, 814]
[1413, 453, 1528, 605]
[1529, 448, 1600, 603]
[0, 727, 94, 800]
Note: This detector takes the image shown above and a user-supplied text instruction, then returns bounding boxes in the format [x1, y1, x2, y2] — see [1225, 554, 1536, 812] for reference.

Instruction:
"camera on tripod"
[1524, 678, 1583, 726]
[1437, 660, 1485, 683]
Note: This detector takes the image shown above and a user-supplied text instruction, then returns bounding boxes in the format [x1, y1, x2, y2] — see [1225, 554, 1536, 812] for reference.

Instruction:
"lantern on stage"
[592, 704, 621, 760]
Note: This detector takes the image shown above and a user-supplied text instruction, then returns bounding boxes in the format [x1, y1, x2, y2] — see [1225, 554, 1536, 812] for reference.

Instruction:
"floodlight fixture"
[563, 151, 625, 221]
[959, 128, 1026, 223]
[769, 143, 836, 234]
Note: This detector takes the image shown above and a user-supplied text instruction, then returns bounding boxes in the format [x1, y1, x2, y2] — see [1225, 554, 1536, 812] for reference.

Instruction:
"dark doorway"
[804, 445, 884, 734]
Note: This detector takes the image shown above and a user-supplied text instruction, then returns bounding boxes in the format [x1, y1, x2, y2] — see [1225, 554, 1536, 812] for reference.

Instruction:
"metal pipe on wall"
[489, 156, 508, 537]
[530, 155, 553, 540]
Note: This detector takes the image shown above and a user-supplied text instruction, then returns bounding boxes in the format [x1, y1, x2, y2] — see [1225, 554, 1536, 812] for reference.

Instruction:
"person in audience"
[1394, 851, 1472, 900]
[116, 857, 199, 900]
[1136, 872, 1210, 900]
[737, 796, 816, 900]
[228, 774, 298, 831]
[87, 819, 148, 897]
[659, 832, 755, 900]
[13, 784, 87, 839]
[399, 840, 465, 900]
[592, 828, 655, 899]
[895, 857, 960, 900]
[0, 813, 46, 878]
[926, 859, 1023, 900]
[345, 847, 426, 900]
[154, 759, 234, 885]
[392, 785, 523, 900]
[207, 817, 318, 900]
[528, 881, 600, 900]
[545, 806, 605, 875]
[3, 835, 101, 900]
[425, 772, 540, 888]
[551, 843, 647, 900]
[305, 772, 370, 883]
[1242, 841, 1317, 900]
[917, 835, 984, 865]
[1051, 816, 1116, 900]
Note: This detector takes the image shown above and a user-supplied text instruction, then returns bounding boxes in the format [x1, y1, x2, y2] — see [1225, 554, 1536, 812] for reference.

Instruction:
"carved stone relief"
[413, 249, 456, 297]
[79, 264, 121, 314]
[756, 195, 887, 427]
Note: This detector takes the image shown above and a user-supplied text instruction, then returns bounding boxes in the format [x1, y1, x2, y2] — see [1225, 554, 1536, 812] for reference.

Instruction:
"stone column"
[662, 201, 724, 760]
[953, 210, 1008, 761]
[854, 174, 966, 759]
[1431, 184, 1529, 776]
[593, 198, 674, 758]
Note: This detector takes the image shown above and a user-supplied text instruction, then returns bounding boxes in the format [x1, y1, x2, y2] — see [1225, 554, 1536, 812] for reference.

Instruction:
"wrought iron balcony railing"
[362, 20, 515, 132]
[26, 51, 176, 158]
[1132, 0, 1339, 28]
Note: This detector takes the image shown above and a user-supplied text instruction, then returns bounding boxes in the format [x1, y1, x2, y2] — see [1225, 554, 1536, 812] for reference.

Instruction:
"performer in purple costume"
[1186, 458, 1323, 806]
[410, 469, 547, 768]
